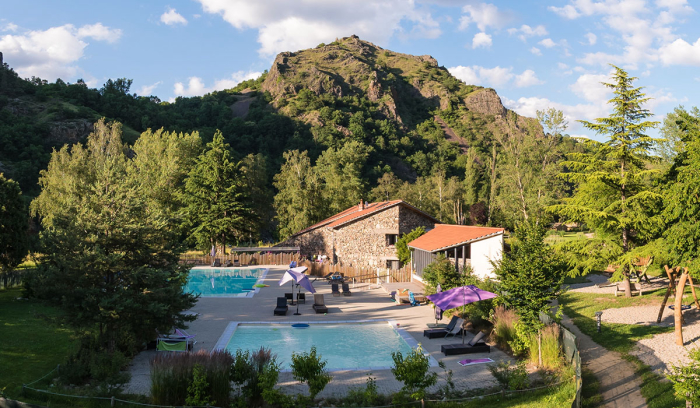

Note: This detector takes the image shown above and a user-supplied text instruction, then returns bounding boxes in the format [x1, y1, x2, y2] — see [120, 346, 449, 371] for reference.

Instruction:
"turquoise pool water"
[224, 322, 414, 370]
[185, 268, 265, 297]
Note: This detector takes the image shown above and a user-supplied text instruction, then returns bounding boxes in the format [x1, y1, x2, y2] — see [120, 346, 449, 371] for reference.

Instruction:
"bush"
[667, 347, 700, 405]
[150, 350, 233, 406]
[422, 254, 461, 293]
[345, 373, 380, 407]
[491, 306, 518, 351]
[291, 346, 332, 400]
[488, 361, 529, 390]
[230, 347, 286, 406]
[59, 335, 130, 389]
[186, 364, 214, 407]
[391, 345, 437, 401]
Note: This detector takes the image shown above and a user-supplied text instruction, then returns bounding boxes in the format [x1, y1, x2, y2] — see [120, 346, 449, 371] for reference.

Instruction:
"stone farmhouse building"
[282, 200, 439, 269]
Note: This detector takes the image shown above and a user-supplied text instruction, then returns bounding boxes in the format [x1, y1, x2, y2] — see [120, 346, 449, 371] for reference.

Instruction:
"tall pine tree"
[183, 132, 254, 251]
[550, 66, 661, 297]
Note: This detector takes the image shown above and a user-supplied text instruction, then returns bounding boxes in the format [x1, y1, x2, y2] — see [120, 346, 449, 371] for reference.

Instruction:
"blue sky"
[2, 0, 699, 137]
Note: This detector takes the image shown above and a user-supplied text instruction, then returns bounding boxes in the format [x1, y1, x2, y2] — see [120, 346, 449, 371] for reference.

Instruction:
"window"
[386, 234, 398, 246]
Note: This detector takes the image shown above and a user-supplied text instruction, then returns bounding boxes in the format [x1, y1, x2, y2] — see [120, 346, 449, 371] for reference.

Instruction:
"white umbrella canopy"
[278, 266, 315, 293]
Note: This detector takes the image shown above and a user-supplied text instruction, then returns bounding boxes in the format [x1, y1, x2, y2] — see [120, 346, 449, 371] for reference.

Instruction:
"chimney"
[358, 199, 364, 211]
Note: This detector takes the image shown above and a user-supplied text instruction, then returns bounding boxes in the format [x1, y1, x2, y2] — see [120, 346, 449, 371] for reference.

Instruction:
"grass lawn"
[560, 290, 683, 408]
[0, 287, 75, 398]
[544, 231, 591, 246]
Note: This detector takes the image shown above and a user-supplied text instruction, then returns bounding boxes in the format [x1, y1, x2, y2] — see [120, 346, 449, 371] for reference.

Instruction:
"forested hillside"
[0, 36, 581, 243]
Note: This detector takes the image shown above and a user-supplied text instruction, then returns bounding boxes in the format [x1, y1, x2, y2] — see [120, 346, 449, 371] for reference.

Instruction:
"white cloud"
[2, 22, 18, 32]
[514, 69, 544, 87]
[197, 0, 441, 56]
[558, 62, 569, 69]
[507, 24, 548, 41]
[161, 8, 188, 26]
[539, 38, 557, 48]
[173, 71, 262, 97]
[530, 47, 542, 56]
[0, 23, 121, 81]
[585, 32, 597, 45]
[472, 32, 492, 48]
[551, 0, 693, 69]
[448, 65, 543, 88]
[659, 37, 700, 66]
[458, 3, 514, 31]
[570, 73, 612, 103]
[77, 23, 122, 43]
[506, 24, 545, 41]
[502, 96, 610, 131]
[137, 81, 162, 96]
[548, 4, 580, 19]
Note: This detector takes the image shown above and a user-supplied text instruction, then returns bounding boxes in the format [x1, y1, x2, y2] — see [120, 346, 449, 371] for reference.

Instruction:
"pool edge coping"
[212, 319, 439, 372]
[187, 267, 270, 298]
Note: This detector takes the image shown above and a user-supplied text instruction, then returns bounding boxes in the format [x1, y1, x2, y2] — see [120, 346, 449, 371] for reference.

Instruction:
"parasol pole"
[294, 283, 301, 315]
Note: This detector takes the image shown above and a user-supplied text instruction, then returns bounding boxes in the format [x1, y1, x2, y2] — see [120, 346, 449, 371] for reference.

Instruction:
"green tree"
[183, 132, 254, 251]
[290, 346, 332, 400]
[550, 66, 660, 296]
[463, 147, 481, 206]
[391, 345, 437, 401]
[0, 174, 29, 273]
[370, 172, 402, 202]
[274, 150, 323, 240]
[493, 222, 565, 326]
[240, 153, 274, 239]
[658, 106, 700, 165]
[316, 141, 371, 217]
[660, 109, 700, 272]
[396, 226, 425, 266]
[31, 119, 197, 353]
[536, 107, 568, 137]
[422, 254, 461, 293]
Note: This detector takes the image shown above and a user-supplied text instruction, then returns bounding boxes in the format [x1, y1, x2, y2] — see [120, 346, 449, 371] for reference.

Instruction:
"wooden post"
[685, 268, 700, 310]
[658, 265, 677, 323]
[675, 270, 689, 346]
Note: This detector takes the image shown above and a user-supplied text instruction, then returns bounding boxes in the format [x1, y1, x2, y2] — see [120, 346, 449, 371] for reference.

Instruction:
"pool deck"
[125, 266, 512, 398]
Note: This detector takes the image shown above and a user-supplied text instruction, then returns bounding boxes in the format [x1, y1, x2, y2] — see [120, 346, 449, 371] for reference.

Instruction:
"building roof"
[408, 224, 504, 252]
[290, 200, 439, 237]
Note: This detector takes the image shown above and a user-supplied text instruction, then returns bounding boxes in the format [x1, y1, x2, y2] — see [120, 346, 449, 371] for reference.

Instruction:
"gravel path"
[567, 274, 666, 294]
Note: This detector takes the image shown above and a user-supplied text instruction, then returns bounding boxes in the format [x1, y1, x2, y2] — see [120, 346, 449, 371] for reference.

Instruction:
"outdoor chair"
[274, 297, 288, 316]
[285, 292, 294, 303]
[224, 259, 233, 267]
[156, 338, 188, 352]
[423, 316, 461, 339]
[441, 330, 491, 355]
[331, 283, 341, 297]
[232, 259, 240, 267]
[323, 272, 335, 283]
[342, 283, 352, 296]
[313, 294, 329, 314]
[444, 318, 465, 338]
[297, 293, 306, 304]
[212, 258, 222, 267]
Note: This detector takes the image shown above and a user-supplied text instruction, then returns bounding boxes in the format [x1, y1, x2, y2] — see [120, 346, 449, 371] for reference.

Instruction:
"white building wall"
[470, 234, 503, 279]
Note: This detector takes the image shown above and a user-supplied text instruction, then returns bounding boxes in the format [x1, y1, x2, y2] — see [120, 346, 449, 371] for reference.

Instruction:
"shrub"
[391, 345, 437, 401]
[491, 306, 518, 350]
[396, 227, 425, 266]
[59, 335, 130, 389]
[186, 364, 214, 407]
[345, 373, 380, 407]
[290, 346, 332, 400]
[422, 254, 461, 293]
[667, 347, 700, 405]
[488, 361, 529, 390]
[150, 350, 233, 406]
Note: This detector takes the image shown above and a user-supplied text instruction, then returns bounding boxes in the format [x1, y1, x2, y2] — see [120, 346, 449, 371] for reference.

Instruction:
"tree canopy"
[0, 174, 29, 272]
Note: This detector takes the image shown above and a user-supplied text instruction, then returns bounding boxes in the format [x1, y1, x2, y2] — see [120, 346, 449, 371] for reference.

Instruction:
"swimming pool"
[185, 268, 269, 297]
[215, 320, 435, 371]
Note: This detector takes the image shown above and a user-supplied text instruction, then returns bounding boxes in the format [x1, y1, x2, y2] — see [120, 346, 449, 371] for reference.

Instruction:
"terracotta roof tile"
[408, 224, 504, 252]
[291, 200, 437, 237]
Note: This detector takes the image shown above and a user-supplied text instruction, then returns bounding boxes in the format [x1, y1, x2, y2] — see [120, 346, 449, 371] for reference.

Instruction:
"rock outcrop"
[463, 88, 507, 117]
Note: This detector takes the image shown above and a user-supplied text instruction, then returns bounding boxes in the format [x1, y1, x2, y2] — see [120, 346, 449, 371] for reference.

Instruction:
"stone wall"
[281, 203, 436, 267]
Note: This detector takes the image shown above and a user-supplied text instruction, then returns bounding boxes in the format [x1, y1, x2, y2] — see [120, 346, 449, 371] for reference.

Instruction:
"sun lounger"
[297, 293, 306, 304]
[444, 318, 465, 338]
[423, 316, 461, 339]
[313, 294, 328, 314]
[274, 297, 288, 316]
[285, 292, 294, 303]
[331, 283, 340, 297]
[157, 338, 188, 352]
[212, 258, 221, 267]
[441, 331, 491, 355]
[233, 259, 240, 267]
[342, 283, 352, 296]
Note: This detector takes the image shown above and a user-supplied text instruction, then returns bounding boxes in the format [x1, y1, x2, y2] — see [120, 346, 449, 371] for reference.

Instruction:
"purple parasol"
[279, 266, 316, 294]
[426, 285, 497, 311]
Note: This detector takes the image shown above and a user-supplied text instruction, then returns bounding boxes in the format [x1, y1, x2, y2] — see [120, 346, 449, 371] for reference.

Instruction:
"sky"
[1, 0, 699, 137]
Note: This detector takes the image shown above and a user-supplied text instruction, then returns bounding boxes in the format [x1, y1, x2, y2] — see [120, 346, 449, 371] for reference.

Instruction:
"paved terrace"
[126, 266, 511, 398]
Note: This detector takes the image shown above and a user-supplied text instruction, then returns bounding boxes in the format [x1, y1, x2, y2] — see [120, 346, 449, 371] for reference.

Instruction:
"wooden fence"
[179, 253, 413, 283]
[1, 269, 27, 289]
